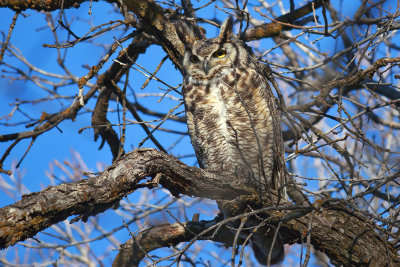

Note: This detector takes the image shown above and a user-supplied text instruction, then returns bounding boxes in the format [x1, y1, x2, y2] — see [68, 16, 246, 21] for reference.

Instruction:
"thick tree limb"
[242, 0, 330, 41]
[122, 0, 185, 71]
[0, 0, 114, 12]
[112, 217, 239, 267]
[113, 223, 195, 267]
[1, 148, 398, 266]
[0, 148, 248, 250]
[113, 201, 400, 266]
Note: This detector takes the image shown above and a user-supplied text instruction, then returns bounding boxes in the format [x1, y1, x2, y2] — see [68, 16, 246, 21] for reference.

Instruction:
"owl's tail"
[249, 228, 284, 266]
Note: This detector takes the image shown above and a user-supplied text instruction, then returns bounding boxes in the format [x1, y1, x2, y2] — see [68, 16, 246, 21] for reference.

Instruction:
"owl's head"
[176, 17, 250, 81]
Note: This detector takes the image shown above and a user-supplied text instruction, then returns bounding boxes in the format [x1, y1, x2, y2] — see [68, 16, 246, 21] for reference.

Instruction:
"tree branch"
[242, 0, 330, 41]
[1, 148, 398, 266]
[0, 0, 115, 12]
[112, 217, 239, 267]
[0, 148, 248, 250]
[122, 0, 185, 71]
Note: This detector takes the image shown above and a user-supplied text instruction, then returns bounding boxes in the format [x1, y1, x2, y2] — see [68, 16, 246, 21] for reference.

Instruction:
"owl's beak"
[202, 60, 210, 75]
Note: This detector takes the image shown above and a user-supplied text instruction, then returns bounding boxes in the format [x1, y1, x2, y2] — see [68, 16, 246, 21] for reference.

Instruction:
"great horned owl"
[176, 17, 286, 265]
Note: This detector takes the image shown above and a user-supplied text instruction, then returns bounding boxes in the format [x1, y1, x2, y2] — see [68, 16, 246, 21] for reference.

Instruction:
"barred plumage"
[176, 17, 286, 265]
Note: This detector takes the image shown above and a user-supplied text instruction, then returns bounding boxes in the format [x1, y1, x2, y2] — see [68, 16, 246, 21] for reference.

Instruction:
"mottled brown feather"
[176, 17, 287, 265]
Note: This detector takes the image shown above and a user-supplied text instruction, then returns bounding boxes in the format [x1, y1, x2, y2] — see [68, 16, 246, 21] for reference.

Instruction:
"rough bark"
[112, 218, 239, 267]
[0, 148, 398, 266]
[122, 0, 185, 70]
[0, 0, 112, 12]
[0, 148, 248, 249]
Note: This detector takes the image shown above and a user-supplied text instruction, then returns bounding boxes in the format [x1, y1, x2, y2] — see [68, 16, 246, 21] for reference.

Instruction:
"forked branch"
[0, 148, 397, 266]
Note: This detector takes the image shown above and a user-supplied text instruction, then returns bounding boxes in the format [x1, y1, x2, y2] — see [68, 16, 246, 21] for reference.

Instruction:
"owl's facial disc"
[183, 42, 235, 80]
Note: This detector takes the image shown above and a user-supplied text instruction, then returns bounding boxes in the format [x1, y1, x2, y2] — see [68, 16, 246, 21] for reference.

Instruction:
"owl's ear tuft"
[218, 16, 234, 42]
[175, 21, 196, 47]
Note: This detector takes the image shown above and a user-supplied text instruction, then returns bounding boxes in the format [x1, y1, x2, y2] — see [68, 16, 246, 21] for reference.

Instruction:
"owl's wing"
[257, 63, 288, 196]
[182, 82, 206, 170]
